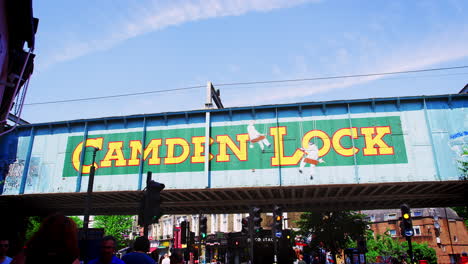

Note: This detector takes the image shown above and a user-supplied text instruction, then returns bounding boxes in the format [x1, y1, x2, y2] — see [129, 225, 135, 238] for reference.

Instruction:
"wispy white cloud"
[227, 25, 468, 106]
[41, 0, 316, 68]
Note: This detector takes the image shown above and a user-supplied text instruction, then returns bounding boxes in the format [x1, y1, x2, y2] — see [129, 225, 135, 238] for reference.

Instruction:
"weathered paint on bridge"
[0, 94, 466, 195]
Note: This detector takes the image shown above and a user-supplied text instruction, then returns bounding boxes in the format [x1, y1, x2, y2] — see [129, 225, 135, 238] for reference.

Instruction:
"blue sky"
[22, 0, 468, 123]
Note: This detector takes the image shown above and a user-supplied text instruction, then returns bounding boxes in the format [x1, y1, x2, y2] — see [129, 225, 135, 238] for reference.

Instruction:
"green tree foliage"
[68, 216, 83, 228]
[452, 206, 468, 228]
[93, 215, 134, 249]
[26, 216, 83, 241]
[296, 211, 366, 262]
[25, 216, 42, 241]
[361, 230, 436, 264]
[365, 231, 406, 263]
[402, 241, 437, 264]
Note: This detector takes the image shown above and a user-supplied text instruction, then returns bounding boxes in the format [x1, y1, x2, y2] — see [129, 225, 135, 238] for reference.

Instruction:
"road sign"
[275, 231, 282, 238]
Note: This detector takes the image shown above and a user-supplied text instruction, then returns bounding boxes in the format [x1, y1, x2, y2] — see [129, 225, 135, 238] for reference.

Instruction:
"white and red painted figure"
[247, 120, 271, 152]
[298, 142, 325, 179]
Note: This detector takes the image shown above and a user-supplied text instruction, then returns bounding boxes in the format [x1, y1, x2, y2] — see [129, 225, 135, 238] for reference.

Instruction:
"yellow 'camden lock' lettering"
[66, 117, 405, 175]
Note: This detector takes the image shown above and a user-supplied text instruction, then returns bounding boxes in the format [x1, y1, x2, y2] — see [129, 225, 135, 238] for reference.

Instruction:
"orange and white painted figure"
[247, 120, 271, 152]
[299, 142, 325, 179]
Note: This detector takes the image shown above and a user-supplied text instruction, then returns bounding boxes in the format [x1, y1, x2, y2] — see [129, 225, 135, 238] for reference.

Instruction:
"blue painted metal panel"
[0, 94, 466, 194]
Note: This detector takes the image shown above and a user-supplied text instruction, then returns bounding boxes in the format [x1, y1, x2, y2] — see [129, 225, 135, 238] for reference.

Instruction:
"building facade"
[362, 208, 468, 264]
[133, 208, 467, 263]
[135, 212, 293, 255]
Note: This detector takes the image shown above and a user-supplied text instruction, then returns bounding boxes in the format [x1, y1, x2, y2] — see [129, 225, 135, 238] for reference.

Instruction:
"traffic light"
[241, 217, 250, 235]
[251, 207, 263, 233]
[147, 180, 165, 224]
[273, 205, 283, 232]
[180, 220, 188, 244]
[199, 216, 208, 240]
[400, 203, 414, 237]
[138, 195, 146, 226]
[138, 180, 165, 226]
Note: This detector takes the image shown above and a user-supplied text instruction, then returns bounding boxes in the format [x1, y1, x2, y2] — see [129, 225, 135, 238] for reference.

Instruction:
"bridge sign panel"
[0, 94, 466, 195]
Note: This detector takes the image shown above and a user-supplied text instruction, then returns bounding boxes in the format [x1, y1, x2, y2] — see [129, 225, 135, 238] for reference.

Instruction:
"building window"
[234, 214, 242, 232]
[413, 210, 423, 217]
[220, 214, 228, 232]
[191, 215, 198, 236]
[413, 226, 421, 236]
[211, 214, 218, 234]
[449, 254, 457, 264]
[454, 235, 458, 242]
[283, 212, 288, 229]
[163, 219, 172, 237]
[385, 213, 397, 221]
[389, 229, 397, 237]
[364, 215, 376, 222]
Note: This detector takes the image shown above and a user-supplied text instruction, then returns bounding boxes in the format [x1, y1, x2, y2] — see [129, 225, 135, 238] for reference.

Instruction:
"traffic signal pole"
[82, 147, 99, 264]
[274, 235, 278, 264]
[83, 147, 99, 234]
[139, 172, 164, 239]
[249, 209, 254, 264]
[272, 206, 283, 264]
[199, 214, 208, 264]
[400, 204, 415, 263]
[406, 236, 414, 264]
[198, 213, 201, 264]
[143, 171, 152, 238]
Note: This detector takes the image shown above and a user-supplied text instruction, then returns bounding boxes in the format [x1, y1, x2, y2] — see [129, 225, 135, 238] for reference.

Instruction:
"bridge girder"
[1, 180, 466, 216]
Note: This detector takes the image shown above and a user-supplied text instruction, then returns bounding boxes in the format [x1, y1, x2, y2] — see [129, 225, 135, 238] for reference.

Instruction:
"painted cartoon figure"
[247, 120, 271, 152]
[298, 142, 325, 179]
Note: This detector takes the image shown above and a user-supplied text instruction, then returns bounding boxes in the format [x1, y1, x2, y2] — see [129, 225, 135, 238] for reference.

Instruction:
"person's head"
[26, 213, 79, 260]
[0, 238, 9, 257]
[170, 250, 183, 264]
[100, 236, 117, 259]
[150, 249, 159, 259]
[133, 236, 150, 253]
[164, 253, 169, 258]
[462, 252, 467, 257]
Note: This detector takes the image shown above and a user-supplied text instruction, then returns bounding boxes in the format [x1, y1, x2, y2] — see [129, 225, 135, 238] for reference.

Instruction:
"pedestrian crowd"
[4, 213, 467, 264]
[0, 213, 184, 264]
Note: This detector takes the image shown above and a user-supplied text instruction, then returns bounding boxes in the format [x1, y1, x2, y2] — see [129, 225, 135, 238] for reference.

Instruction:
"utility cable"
[24, 65, 468, 106]
[25, 85, 205, 105]
[214, 65, 468, 87]
[228, 71, 468, 90]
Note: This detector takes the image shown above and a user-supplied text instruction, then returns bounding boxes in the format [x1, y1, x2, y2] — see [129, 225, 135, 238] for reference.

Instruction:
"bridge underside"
[1, 181, 466, 216]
